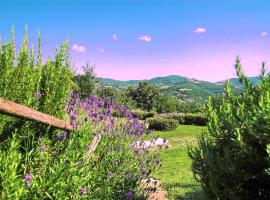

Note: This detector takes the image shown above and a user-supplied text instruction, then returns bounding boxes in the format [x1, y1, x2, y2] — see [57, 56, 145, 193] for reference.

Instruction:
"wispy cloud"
[193, 27, 207, 33]
[71, 44, 86, 53]
[112, 34, 118, 41]
[261, 32, 268, 37]
[138, 34, 152, 42]
[251, 56, 263, 60]
[96, 46, 105, 53]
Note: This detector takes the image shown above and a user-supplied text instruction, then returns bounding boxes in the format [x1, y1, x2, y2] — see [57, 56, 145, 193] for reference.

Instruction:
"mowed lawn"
[143, 125, 208, 200]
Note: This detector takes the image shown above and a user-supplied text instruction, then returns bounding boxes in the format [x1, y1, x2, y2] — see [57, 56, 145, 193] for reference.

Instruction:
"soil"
[143, 178, 168, 200]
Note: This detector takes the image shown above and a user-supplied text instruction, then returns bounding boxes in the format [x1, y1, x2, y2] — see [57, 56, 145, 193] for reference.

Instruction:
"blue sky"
[1, 0, 270, 81]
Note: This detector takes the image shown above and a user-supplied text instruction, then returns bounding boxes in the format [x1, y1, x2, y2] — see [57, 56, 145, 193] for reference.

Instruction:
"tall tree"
[74, 63, 96, 98]
[128, 81, 159, 111]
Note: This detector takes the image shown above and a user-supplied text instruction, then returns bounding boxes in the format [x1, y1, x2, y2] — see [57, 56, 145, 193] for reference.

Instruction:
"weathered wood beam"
[0, 97, 101, 154]
[0, 97, 73, 131]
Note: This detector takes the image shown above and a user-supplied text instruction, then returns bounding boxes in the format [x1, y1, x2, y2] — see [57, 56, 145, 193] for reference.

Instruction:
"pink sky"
[70, 36, 270, 82]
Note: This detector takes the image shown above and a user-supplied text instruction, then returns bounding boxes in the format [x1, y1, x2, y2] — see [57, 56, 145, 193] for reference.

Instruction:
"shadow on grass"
[164, 183, 207, 200]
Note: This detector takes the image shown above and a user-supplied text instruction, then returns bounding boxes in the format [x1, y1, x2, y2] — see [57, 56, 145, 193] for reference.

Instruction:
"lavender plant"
[64, 93, 163, 199]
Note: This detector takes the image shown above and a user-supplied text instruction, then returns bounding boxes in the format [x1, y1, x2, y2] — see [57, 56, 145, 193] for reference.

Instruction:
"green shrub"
[127, 81, 159, 111]
[132, 109, 156, 120]
[112, 109, 156, 120]
[74, 63, 96, 99]
[148, 118, 179, 131]
[155, 94, 179, 113]
[0, 27, 73, 121]
[157, 112, 207, 126]
[176, 101, 205, 113]
[189, 58, 270, 199]
[183, 113, 207, 126]
[157, 113, 185, 124]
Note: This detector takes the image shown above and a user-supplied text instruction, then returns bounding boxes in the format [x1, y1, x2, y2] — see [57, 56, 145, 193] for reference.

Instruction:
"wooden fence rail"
[0, 97, 100, 154]
[0, 97, 73, 130]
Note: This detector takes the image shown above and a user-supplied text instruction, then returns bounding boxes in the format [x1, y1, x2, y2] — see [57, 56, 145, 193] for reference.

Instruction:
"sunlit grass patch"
[144, 125, 207, 199]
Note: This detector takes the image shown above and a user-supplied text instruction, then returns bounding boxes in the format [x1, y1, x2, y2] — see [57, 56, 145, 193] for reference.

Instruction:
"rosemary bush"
[189, 58, 270, 199]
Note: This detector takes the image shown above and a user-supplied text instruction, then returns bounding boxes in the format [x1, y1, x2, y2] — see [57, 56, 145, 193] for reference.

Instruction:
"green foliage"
[183, 113, 207, 126]
[97, 87, 116, 99]
[0, 27, 74, 120]
[131, 109, 156, 120]
[155, 94, 179, 113]
[74, 63, 96, 99]
[157, 113, 207, 126]
[0, 135, 25, 199]
[0, 28, 74, 198]
[148, 118, 179, 131]
[127, 81, 159, 111]
[177, 102, 205, 113]
[97, 87, 137, 109]
[189, 57, 270, 199]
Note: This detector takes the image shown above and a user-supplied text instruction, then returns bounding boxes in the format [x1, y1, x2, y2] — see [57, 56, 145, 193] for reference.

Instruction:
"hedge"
[131, 109, 156, 120]
[157, 112, 207, 126]
[148, 118, 179, 131]
[113, 109, 156, 120]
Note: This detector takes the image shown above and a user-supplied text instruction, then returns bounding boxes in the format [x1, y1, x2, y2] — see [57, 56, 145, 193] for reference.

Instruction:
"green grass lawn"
[143, 125, 208, 200]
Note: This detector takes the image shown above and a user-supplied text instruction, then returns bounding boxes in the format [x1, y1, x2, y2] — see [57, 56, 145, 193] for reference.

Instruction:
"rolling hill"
[96, 75, 260, 101]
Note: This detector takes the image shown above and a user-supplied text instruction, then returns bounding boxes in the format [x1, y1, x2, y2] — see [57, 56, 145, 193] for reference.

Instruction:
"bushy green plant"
[127, 81, 159, 111]
[0, 27, 73, 121]
[148, 118, 179, 131]
[176, 101, 205, 113]
[157, 112, 207, 126]
[74, 63, 96, 99]
[97, 87, 137, 109]
[157, 113, 185, 124]
[189, 58, 270, 199]
[155, 94, 179, 113]
[131, 109, 156, 120]
[183, 113, 207, 126]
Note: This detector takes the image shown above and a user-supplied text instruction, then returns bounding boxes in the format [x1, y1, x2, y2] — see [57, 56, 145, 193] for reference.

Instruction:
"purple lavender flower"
[140, 167, 146, 175]
[127, 191, 133, 200]
[155, 160, 160, 165]
[80, 188, 87, 195]
[114, 161, 119, 166]
[25, 181, 30, 189]
[57, 131, 68, 141]
[163, 138, 167, 143]
[107, 171, 112, 178]
[25, 173, 32, 181]
[69, 113, 77, 121]
[40, 145, 46, 152]
[134, 149, 140, 156]
[34, 92, 44, 99]
[25, 173, 32, 189]
[110, 118, 115, 126]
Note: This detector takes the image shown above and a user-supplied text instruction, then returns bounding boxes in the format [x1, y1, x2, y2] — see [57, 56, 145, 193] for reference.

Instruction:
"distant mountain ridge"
[96, 75, 260, 101]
